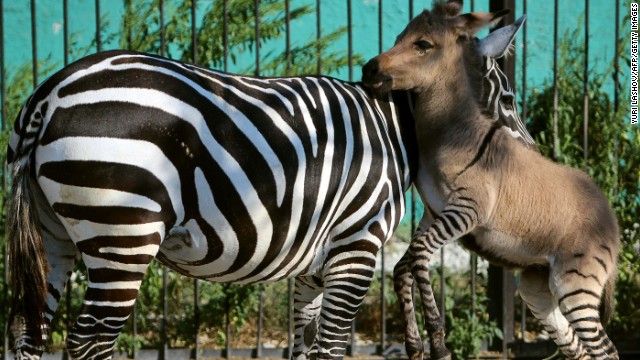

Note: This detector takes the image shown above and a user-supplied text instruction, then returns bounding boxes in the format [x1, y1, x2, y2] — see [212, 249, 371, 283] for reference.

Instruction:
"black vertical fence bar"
[161, 269, 168, 360]
[191, 0, 197, 63]
[614, 0, 620, 113]
[317, 0, 322, 75]
[521, 0, 527, 125]
[552, 0, 559, 159]
[1, 7, 6, 360]
[255, 0, 260, 76]
[471, 255, 477, 314]
[160, 0, 165, 57]
[285, 0, 290, 75]
[487, 3, 516, 356]
[0, 0, 3, 129]
[409, 0, 413, 20]
[95, 0, 101, 52]
[439, 249, 445, 327]
[0, 0, 4, 129]
[347, 0, 353, 81]
[30, 0, 37, 88]
[256, 291, 264, 358]
[194, 279, 200, 359]
[520, 0, 528, 341]
[287, 279, 294, 358]
[223, 0, 228, 72]
[225, 287, 231, 360]
[130, 304, 137, 359]
[582, 0, 589, 170]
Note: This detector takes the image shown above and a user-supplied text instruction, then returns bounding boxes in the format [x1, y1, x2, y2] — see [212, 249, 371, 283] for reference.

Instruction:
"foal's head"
[362, 0, 511, 101]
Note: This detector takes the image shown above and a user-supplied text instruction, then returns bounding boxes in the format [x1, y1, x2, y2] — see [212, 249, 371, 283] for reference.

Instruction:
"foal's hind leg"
[551, 251, 619, 360]
[519, 267, 588, 359]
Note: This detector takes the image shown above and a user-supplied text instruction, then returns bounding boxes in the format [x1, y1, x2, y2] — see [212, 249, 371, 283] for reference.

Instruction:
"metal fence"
[0, 0, 631, 359]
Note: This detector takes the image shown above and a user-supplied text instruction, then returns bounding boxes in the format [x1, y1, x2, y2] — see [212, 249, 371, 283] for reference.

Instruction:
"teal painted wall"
[0, 0, 626, 227]
[2, 1, 624, 88]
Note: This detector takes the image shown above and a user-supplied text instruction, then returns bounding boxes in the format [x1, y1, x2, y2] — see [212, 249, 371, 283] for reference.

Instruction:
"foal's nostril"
[362, 58, 380, 80]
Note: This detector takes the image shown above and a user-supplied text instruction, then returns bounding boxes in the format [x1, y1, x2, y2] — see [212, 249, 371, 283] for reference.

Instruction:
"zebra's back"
[9, 50, 410, 285]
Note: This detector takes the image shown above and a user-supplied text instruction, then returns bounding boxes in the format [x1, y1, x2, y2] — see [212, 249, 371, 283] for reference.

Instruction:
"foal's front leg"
[393, 212, 435, 360]
[400, 192, 483, 360]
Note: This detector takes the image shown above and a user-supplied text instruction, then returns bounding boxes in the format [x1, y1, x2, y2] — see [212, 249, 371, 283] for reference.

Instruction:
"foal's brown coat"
[363, 2, 619, 360]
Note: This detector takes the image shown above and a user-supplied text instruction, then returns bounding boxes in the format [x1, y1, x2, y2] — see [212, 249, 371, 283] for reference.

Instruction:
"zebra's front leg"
[313, 256, 376, 359]
[409, 197, 481, 360]
[292, 276, 324, 360]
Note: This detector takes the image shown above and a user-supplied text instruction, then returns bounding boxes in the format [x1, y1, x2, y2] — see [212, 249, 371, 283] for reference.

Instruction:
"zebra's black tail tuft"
[7, 159, 49, 347]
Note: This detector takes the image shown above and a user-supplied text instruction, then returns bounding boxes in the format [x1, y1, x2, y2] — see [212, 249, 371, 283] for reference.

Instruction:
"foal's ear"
[455, 9, 510, 36]
[477, 15, 526, 58]
[435, 0, 464, 17]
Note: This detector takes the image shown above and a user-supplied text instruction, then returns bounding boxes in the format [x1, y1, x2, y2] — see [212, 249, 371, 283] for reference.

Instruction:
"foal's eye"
[414, 40, 433, 52]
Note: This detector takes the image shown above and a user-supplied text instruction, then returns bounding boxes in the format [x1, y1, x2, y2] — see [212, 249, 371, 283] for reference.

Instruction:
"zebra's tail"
[600, 272, 616, 327]
[7, 110, 49, 347]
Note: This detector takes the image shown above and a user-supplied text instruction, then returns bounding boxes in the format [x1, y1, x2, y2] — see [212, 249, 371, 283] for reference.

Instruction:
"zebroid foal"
[363, 1, 619, 360]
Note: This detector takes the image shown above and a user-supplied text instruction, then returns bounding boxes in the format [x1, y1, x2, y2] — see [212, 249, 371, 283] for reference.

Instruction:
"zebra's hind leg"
[65, 231, 161, 360]
[291, 276, 324, 360]
[393, 251, 424, 360]
[519, 267, 588, 360]
[551, 251, 619, 360]
[10, 184, 80, 360]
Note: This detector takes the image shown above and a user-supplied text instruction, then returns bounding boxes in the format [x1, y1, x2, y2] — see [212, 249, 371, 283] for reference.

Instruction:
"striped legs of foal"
[520, 267, 589, 359]
[394, 195, 480, 360]
[551, 253, 619, 360]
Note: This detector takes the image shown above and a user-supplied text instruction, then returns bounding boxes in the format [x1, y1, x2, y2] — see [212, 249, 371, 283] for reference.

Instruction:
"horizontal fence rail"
[0, 0, 634, 359]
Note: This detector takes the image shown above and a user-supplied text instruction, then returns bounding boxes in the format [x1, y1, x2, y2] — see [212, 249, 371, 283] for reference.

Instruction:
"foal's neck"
[414, 67, 489, 141]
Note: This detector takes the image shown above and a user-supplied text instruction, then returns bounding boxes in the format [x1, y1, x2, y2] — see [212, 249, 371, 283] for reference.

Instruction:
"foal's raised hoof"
[428, 328, 450, 360]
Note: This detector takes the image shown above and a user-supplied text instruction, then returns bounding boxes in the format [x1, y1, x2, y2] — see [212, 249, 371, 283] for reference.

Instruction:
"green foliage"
[118, 0, 360, 76]
[445, 294, 502, 360]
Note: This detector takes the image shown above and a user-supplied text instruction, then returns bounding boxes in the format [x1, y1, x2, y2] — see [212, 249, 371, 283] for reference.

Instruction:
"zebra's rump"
[10, 50, 409, 284]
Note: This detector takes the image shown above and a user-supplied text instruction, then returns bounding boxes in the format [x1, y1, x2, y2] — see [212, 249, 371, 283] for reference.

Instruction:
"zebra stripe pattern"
[481, 57, 536, 149]
[7, 50, 414, 360]
[7, 48, 521, 360]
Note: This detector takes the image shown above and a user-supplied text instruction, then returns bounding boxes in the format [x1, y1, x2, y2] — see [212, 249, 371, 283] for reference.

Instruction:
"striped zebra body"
[7, 44, 519, 360]
[8, 50, 414, 360]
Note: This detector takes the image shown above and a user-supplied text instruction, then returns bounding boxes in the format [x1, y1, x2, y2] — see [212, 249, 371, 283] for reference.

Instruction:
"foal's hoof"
[430, 347, 451, 360]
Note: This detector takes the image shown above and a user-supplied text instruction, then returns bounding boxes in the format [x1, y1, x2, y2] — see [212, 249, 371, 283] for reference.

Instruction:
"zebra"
[7, 27, 525, 360]
[362, 2, 619, 359]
